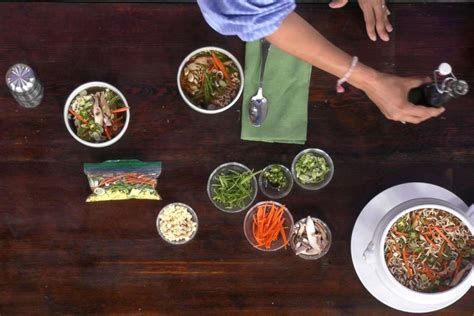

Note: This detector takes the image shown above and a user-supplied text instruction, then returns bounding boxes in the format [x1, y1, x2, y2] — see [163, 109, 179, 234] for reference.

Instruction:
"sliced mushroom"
[92, 95, 103, 125]
[450, 264, 472, 287]
[306, 217, 319, 250]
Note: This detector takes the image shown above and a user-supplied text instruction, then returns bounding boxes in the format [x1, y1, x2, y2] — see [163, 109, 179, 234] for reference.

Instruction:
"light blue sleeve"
[197, 0, 296, 42]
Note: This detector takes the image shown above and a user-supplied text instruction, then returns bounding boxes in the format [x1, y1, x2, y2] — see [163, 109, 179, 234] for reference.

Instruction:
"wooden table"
[0, 3, 473, 315]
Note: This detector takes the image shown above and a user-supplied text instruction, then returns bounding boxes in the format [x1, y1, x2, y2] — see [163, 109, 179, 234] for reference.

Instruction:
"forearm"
[266, 12, 379, 91]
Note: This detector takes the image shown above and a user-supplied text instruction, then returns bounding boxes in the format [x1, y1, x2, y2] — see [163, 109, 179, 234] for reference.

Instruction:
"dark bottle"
[408, 63, 469, 107]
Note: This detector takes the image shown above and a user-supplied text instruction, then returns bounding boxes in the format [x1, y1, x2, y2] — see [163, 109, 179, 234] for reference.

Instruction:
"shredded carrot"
[439, 242, 446, 256]
[421, 233, 436, 248]
[125, 179, 155, 186]
[432, 226, 458, 251]
[252, 202, 289, 249]
[423, 263, 436, 281]
[98, 173, 139, 186]
[112, 107, 129, 113]
[402, 247, 413, 278]
[68, 108, 88, 124]
[394, 230, 408, 237]
[211, 51, 230, 81]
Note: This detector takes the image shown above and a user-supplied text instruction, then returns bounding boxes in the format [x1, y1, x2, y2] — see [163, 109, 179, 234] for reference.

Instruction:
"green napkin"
[241, 41, 312, 144]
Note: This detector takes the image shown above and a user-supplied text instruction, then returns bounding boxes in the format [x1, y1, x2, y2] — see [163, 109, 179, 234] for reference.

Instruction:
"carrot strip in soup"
[112, 107, 129, 113]
[211, 51, 230, 81]
[402, 247, 413, 278]
[432, 226, 458, 251]
[68, 108, 88, 124]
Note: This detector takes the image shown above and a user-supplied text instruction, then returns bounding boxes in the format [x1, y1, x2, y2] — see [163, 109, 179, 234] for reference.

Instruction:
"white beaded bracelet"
[336, 56, 359, 93]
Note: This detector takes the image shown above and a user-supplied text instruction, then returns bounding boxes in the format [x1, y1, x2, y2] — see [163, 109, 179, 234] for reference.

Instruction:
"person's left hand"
[329, 0, 393, 42]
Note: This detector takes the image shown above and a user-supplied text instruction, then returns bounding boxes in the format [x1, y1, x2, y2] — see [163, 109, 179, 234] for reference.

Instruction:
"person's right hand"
[362, 73, 445, 124]
[329, 0, 393, 42]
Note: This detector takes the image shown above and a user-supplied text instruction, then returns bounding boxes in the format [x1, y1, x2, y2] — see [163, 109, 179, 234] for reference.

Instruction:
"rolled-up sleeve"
[197, 0, 296, 42]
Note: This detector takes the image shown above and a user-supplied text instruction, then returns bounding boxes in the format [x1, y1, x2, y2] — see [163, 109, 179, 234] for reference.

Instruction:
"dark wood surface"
[0, 3, 473, 315]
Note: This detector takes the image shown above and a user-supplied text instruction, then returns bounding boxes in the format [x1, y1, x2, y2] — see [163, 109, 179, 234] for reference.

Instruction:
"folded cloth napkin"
[241, 41, 312, 144]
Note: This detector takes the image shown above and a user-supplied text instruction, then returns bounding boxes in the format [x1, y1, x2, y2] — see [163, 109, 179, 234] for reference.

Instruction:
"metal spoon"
[249, 39, 271, 127]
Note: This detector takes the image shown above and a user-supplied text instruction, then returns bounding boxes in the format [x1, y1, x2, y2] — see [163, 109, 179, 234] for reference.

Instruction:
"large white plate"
[350, 182, 468, 313]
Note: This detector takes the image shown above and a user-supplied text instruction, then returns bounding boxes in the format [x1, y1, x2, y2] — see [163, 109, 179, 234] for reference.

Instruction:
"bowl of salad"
[64, 81, 130, 148]
[177, 47, 244, 114]
[291, 148, 334, 190]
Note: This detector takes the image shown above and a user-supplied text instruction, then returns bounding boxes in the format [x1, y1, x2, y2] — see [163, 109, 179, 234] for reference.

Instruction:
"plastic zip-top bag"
[84, 160, 162, 202]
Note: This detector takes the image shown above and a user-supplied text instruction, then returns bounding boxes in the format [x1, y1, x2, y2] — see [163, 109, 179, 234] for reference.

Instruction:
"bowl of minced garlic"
[157, 203, 198, 244]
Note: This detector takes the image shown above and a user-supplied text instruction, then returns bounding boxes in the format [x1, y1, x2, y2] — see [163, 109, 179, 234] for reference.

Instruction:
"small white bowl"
[177, 46, 244, 114]
[64, 81, 130, 148]
[156, 202, 199, 245]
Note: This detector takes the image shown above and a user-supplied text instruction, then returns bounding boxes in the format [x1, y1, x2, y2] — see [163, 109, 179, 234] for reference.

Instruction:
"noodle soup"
[384, 208, 473, 293]
[179, 49, 242, 111]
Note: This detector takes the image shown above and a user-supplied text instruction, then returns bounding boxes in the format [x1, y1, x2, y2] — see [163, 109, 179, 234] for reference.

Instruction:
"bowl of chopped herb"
[207, 162, 260, 213]
[291, 148, 334, 190]
[258, 164, 293, 199]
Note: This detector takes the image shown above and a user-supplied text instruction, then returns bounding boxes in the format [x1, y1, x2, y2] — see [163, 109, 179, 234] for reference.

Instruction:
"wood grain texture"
[0, 3, 473, 315]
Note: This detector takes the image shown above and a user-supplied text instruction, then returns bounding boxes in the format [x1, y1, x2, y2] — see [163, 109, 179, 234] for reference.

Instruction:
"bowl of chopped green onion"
[207, 162, 259, 213]
[291, 148, 334, 190]
[258, 164, 293, 199]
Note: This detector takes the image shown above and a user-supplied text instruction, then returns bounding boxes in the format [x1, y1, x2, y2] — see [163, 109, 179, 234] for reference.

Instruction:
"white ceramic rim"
[207, 162, 258, 213]
[291, 148, 335, 190]
[63, 81, 130, 148]
[379, 202, 474, 299]
[176, 46, 244, 114]
[156, 202, 199, 245]
[243, 200, 294, 252]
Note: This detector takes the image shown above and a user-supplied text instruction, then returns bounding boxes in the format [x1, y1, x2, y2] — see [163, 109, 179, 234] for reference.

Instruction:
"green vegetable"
[427, 256, 436, 265]
[295, 153, 330, 184]
[396, 218, 409, 232]
[263, 165, 287, 189]
[203, 72, 211, 104]
[212, 169, 261, 210]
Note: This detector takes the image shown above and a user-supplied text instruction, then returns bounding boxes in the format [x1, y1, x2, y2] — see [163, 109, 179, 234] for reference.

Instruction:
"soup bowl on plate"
[363, 198, 474, 307]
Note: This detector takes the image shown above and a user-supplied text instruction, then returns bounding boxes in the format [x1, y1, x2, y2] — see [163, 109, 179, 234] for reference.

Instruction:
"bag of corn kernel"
[84, 160, 162, 202]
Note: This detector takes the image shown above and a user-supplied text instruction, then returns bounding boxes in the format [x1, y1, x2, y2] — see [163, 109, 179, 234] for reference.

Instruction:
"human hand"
[329, 0, 393, 42]
[362, 73, 445, 124]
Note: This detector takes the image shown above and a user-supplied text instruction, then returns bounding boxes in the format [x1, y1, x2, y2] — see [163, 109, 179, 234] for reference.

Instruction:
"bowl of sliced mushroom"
[290, 216, 332, 260]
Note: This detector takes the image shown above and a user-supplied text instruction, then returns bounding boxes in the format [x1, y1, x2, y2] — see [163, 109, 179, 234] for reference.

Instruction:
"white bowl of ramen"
[177, 46, 244, 114]
[363, 198, 474, 307]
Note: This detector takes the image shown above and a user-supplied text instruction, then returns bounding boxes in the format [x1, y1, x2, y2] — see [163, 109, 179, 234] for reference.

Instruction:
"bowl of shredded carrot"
[243, 201, 294, 252]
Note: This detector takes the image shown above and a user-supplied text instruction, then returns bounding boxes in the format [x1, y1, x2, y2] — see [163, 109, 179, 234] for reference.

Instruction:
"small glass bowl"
[290, 217, 332, 260]
[291, 148, 334, 191]
[243, 201, 294, 252]
[258, 164, 293, 199]
[207, 162, 258, 213]
[156, 202, 198, 245]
